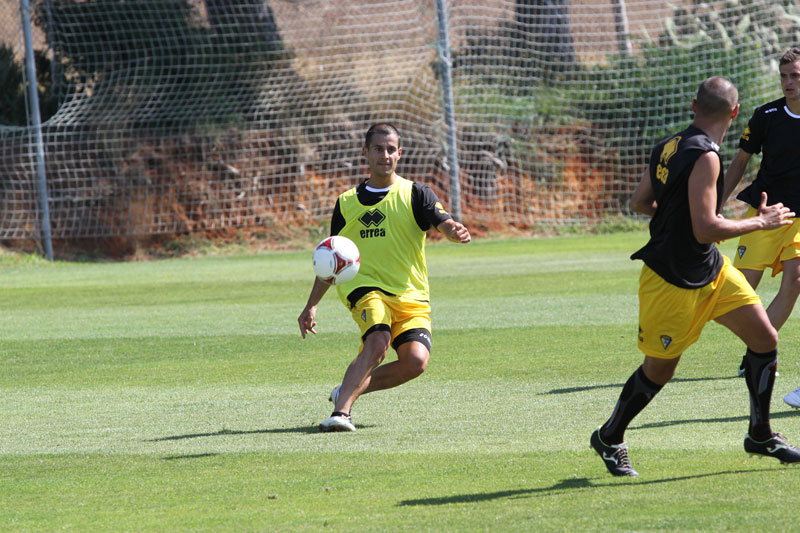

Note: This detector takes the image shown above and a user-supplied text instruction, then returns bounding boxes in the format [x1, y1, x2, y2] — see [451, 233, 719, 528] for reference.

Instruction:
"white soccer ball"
[312, 236, 360, 285]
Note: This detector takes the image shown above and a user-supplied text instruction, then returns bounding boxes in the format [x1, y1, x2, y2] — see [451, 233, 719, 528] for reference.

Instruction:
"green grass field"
[2, 232, 799, 531]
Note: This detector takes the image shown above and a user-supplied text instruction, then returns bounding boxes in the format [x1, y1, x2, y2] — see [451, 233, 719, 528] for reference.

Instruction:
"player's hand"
[758, 192, 795, 229]
[298, 306, 317, 338]
[450, 221, 471, 243]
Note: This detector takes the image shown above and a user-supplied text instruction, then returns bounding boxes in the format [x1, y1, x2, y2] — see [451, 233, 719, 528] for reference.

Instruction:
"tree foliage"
[0, 45, 58, 127]
[32, 0, 290, 129]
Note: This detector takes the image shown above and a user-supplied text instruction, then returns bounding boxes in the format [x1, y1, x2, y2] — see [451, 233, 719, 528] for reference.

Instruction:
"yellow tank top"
[335, 176, 429, 305]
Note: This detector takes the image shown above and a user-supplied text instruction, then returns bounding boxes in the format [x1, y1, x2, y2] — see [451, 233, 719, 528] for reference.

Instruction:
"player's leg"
[361, 330, 430, 394]
[715, 304, 778, 437]
[767, 257, 800, 330]
[356, 296, 432, 394]
[738, 268, 763, 290]
[597, 355, 675, 441]
[733, 219, 788, 376]
[590, 355, 676, 477]
[606, 262, 701, 442]
[769, 236, 800, 406]
[319, 328, 391, 432]
[714, 299, 800, 462]
[734, 268, 765, 377]
[591, 264, 691, 476]
[596, 355, 676, 443]
[723, 263, 800, 413]
[338, 291, 396, 411]
[715, 302, 777, 353]
[320, 292, 393, 432]
[712, 260, 779, 437]
[334, 328, 392, 412]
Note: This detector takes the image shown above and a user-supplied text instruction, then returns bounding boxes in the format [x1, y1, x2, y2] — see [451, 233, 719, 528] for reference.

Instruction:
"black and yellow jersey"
[631, 125, 723, 289]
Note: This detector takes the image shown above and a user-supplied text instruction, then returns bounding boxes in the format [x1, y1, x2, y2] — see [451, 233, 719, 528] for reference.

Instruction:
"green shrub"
[578, 42, 770, 162]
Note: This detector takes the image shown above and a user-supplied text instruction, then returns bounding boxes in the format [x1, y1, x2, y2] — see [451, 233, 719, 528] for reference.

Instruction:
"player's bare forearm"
[692, 192, 794, 244]
[306, 276, 332, 307]
[631, 199, 656, 217]
[686, 152, 793, 243]
[298, 276, 332, 338]
[722, 149, 752, 203]
[630, 168, 656, 217]
[437, 219, 471, 243]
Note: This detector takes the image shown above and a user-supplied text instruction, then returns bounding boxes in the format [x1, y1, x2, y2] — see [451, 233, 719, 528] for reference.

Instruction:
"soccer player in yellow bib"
[298, 123, 471, 432]
[722, 49, 800, 408]
[590, 77, 800, 476]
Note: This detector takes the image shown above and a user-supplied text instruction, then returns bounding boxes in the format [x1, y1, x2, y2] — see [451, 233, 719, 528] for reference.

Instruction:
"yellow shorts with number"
[733, 206, 800, 276]
[637, 256, 761, 359]
[350, 291, 431, 348]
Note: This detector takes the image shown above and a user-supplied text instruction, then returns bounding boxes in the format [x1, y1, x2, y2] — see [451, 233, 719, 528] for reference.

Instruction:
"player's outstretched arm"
[298, 276, 332, 338]
[437, 219, 471, 243]
[689, 152, 794, 243]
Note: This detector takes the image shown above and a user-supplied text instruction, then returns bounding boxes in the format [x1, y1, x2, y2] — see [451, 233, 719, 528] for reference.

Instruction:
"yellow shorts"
[733, 206, 800, 276]
[350, 291, 431, 349]
[637, 256, 761, 359]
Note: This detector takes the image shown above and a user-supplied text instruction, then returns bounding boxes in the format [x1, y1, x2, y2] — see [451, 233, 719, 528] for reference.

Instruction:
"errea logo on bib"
[359, 209, 386, 238]
[359, 209, 385, 227]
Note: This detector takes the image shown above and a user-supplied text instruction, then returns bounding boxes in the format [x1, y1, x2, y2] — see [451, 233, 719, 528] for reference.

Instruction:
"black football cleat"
[744, 433, 800, 464]
[590, 428, 639, 476]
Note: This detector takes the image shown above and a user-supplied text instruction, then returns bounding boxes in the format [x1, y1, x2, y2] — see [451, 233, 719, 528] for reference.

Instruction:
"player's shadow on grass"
[544, 376, 737, 395]
[149, 426, 323, 441]
[148, 423, 377, 441]
[632, 409, 798, 430]
[397, 470, 761, 506]
[162, 453, 219, 461]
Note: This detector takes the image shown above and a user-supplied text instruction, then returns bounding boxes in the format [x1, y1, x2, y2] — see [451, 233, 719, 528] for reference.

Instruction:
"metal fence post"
[21, 0, 54, 260]
[435, 0, 462, 221]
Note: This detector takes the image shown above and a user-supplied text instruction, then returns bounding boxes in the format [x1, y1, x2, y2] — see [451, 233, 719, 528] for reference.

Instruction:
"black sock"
[600, 365, 663, 444]
[743, 348, 777, 441]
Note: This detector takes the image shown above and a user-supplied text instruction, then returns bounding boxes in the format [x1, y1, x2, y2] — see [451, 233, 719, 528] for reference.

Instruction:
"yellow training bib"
[335, 177, 429, 306]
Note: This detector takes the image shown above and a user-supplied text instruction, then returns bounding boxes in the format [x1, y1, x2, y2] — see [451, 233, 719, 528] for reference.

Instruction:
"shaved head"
[695, 77, 738, 118]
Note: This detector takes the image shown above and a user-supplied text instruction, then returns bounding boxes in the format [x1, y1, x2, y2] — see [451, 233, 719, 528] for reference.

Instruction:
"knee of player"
[410, 351, 429, 376]
[364, 344, 388, 365]
[751, 326, 779, 353]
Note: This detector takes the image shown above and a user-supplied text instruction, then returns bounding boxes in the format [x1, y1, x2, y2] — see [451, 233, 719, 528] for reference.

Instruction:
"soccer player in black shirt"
[590, 77, 800, 476]
[723, 48, 800, 408]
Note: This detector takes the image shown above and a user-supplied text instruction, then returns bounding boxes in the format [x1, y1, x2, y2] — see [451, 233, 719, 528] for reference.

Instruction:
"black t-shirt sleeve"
[739, 106, 765, 155]
[411, 182, 452, 231]
[330, 198, 345, 236]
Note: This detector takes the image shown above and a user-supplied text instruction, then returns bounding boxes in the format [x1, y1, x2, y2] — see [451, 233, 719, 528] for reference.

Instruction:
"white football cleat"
[329, 385, 341, 406]
[318, 412, 355, 432]
[784, 387, 800, 409]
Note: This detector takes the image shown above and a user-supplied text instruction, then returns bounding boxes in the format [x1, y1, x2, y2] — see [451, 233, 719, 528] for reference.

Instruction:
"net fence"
[1, 0, 798, 244]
